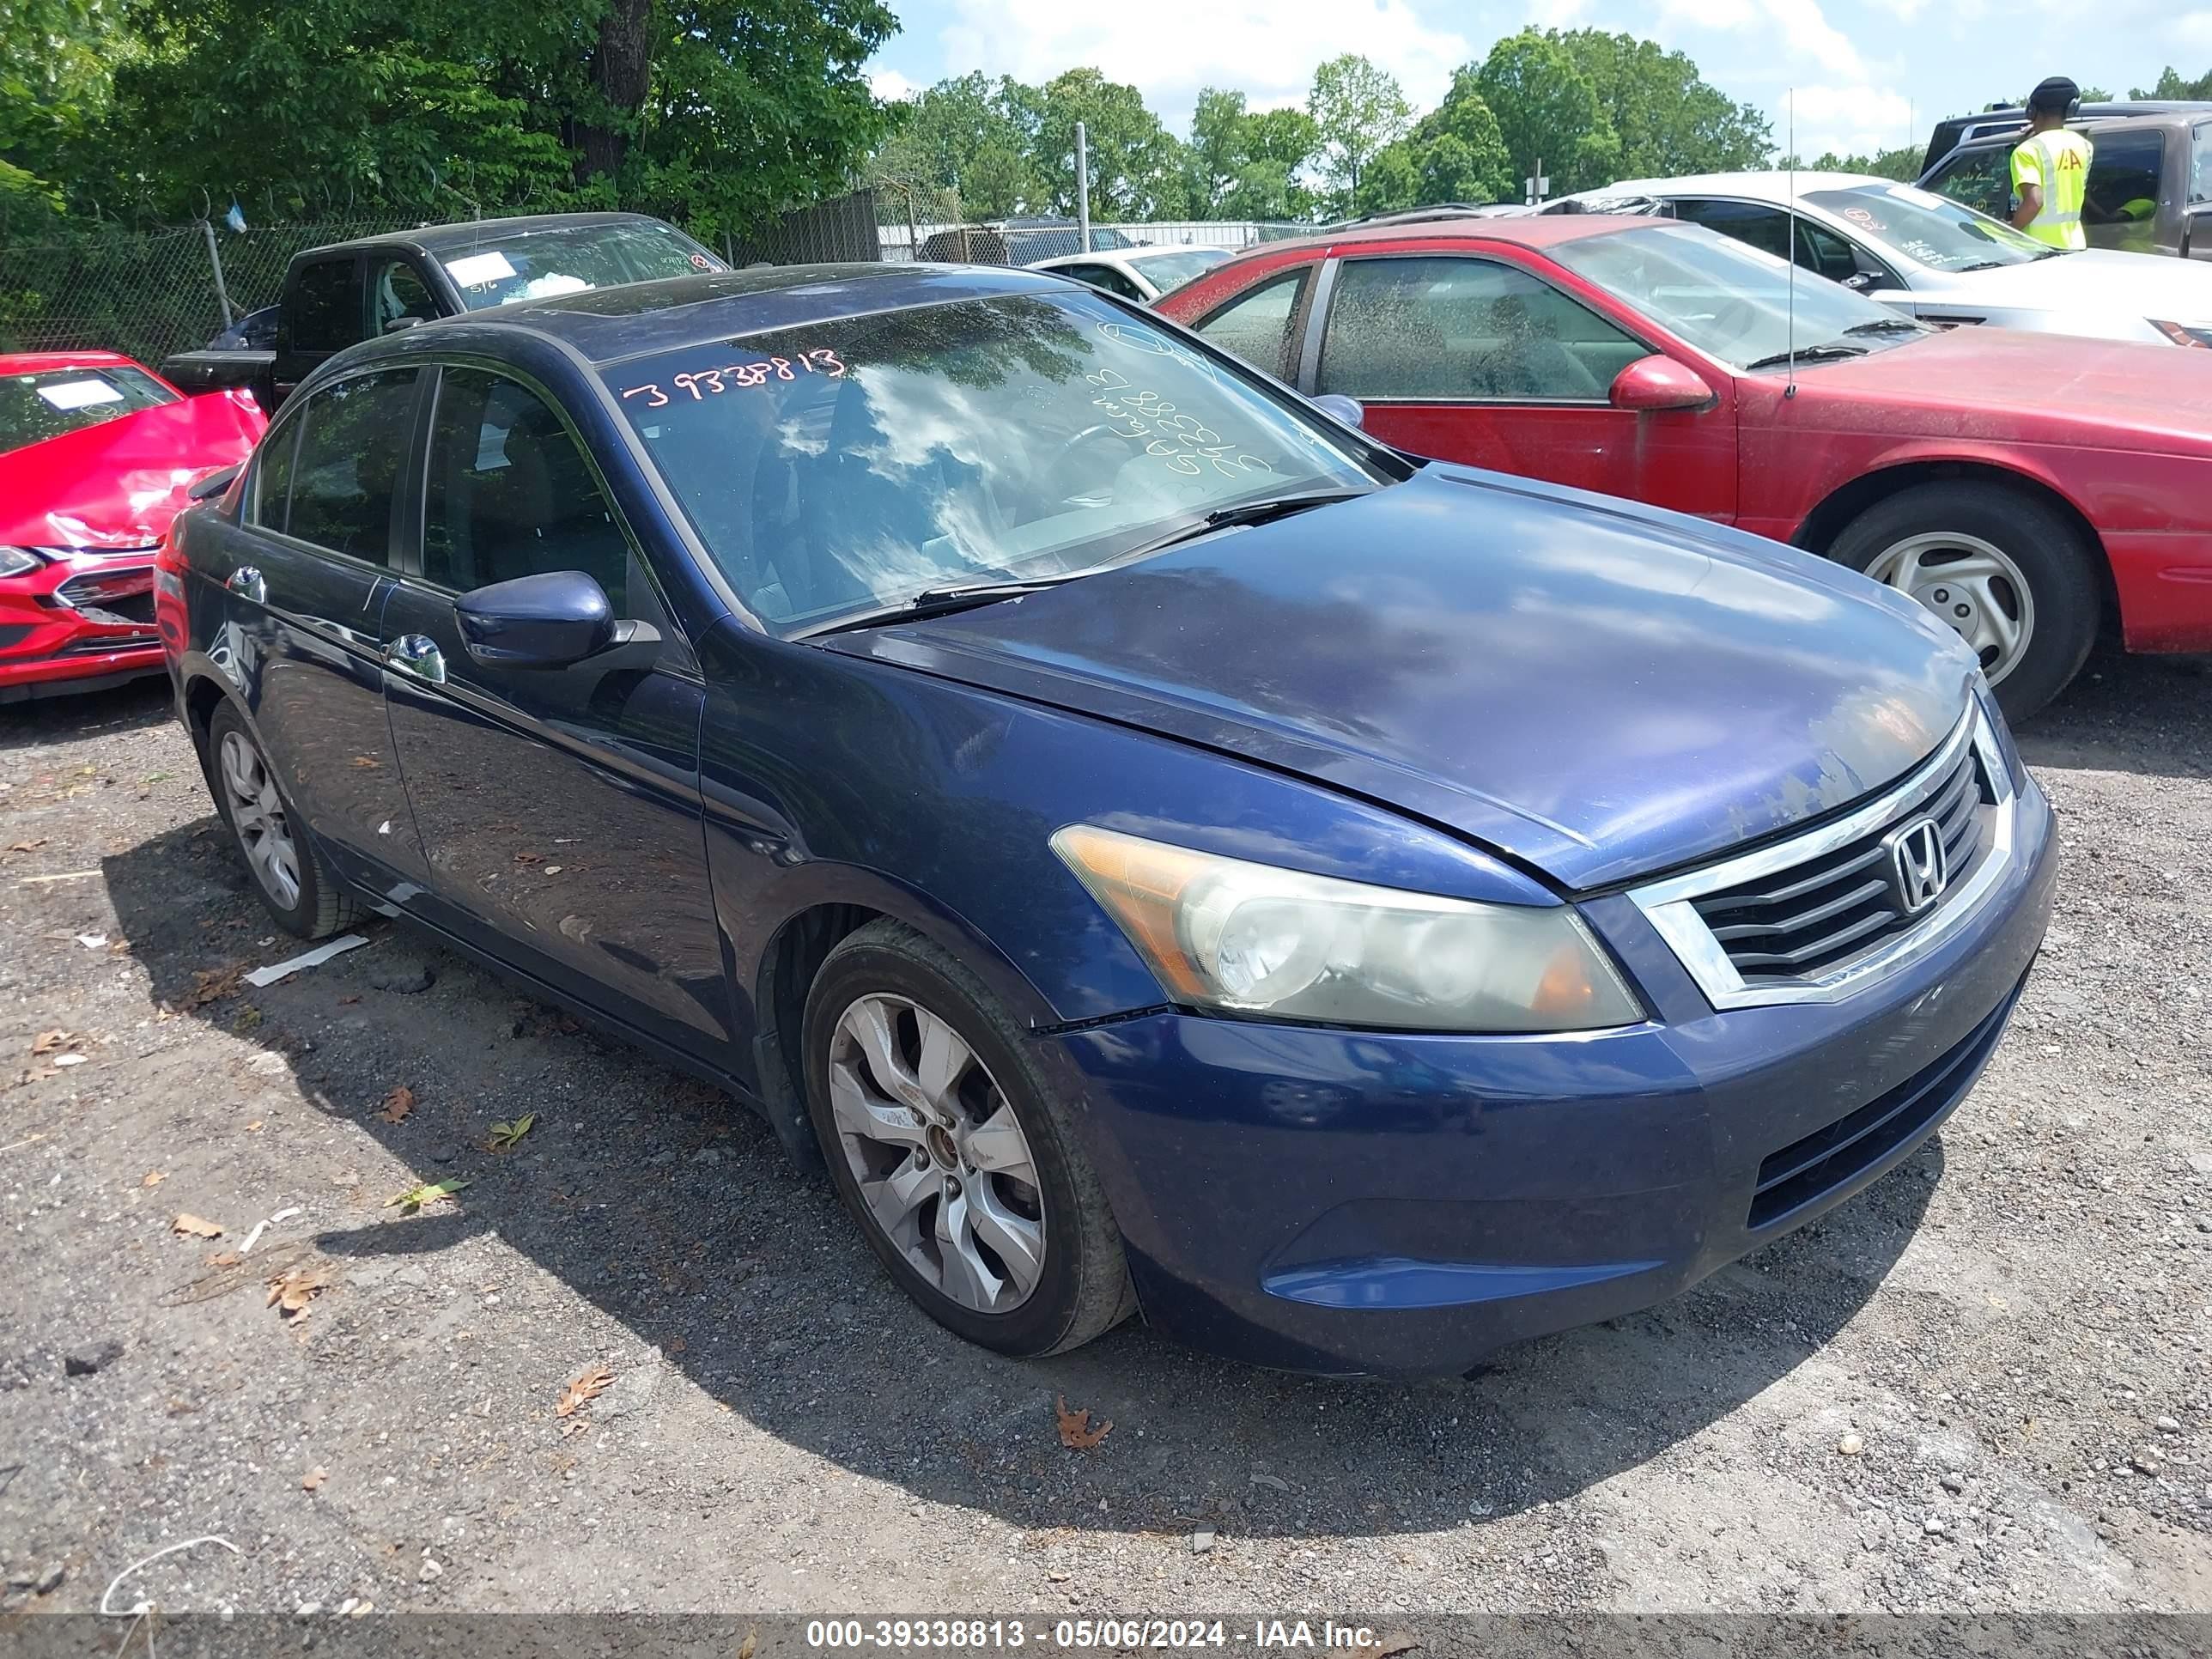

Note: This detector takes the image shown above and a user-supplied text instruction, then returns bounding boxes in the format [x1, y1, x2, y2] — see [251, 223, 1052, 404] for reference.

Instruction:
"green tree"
[1554, 29, 1769, 177]
[1793, 146, 1922, 182]
[1404, 69, 1513, 203]
[1028, 67, 1187, 220]
[1309, 53, 1411, 214]
[0, 0, 134, 214]
[1474, 29, 1620, 198]
[870, 71, 1039, 218]
[2134, 66, 2212, 99]
[1184, 88, 1317, 220]
[80, 0, 891, 237]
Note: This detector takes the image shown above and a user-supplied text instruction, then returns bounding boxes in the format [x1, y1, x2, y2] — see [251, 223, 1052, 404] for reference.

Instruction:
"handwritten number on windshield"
[617, 347, 845, 408]
[1084, 367, 1269, 479]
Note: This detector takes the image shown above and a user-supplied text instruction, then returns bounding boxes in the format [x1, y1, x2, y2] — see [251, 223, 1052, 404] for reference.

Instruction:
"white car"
[1028, 244, 1234, 304]
[1552, 171, 2212, 347]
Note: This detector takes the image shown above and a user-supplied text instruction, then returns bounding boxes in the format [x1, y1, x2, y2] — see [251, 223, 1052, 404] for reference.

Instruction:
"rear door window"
[1192, 269, 1309, 380]
[2194, 124, 2211, 204]
[1671, 198, 1795, 260]
[2086, 127, 2166, 226]
[282, 368, 422, 562]
[285, 259, 362, 354]
[369, 258, 441, 334]
[1317, 256, 1644, 401]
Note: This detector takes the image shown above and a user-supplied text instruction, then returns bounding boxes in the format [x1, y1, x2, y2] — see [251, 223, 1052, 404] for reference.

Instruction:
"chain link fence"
[0, 194, 1306, 373]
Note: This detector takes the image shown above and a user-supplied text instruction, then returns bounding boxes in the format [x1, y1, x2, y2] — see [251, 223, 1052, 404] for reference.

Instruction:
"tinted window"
[1318, 257, 1644, 401]
[1672, 198, 1794, 260]
[250, 419, 302, 533]
[287, 259, 359, 353]
[1923, 149, 2014, 221]
[440, 221, 722, 311]
[1194, 270, 1308, 379]
[2196, 124, 2212, 204]
[283, 368, 421, 561]
[370, 258, 440, 333]
[2086, 129, 2166, 223]
[0, 364, 177, 453]
[606, 289, 1378, 634]
[1134, 248, 1231, 293]
[423, 368, 628, 611]
[1079, 264, 1148, 301]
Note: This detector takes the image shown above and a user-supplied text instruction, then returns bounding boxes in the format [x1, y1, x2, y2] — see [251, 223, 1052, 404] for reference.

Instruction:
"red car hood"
[0, 392, 264, 550]
[1784, 328, 2212, 457]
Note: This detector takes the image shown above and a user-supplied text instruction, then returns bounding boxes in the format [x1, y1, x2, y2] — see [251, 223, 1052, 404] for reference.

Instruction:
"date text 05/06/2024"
[804, 1619, 1394, 1650]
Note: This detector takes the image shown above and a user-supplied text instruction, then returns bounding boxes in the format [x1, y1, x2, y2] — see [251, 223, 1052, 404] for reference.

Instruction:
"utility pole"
[1075, 121, 1091, 252]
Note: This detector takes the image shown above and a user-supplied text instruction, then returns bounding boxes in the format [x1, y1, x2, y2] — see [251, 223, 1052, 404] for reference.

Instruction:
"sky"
[864, 0, 2212, 169]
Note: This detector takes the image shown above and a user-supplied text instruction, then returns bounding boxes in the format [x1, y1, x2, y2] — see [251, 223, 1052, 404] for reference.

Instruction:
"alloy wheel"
[1864, 531, 2036, 686]
[218, 729, 301, 909]
[825, 992, 1046, 1314]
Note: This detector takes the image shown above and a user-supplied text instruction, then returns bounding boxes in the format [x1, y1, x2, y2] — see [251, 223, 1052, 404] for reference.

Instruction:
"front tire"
[1827, 480, 2100, 723]
[205, 700, 357, 939]
[801, 920, 1133, 1358]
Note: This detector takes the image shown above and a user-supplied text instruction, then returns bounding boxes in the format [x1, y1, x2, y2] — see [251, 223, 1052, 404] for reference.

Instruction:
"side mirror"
[454, 570, 614, 669]
[1310, 392, 1365, 429]
[1608, 355, 1714, 413]
[382, 315, 424, 335]
[186, 463, 241, 502]
[1842, 270, 1878, 291]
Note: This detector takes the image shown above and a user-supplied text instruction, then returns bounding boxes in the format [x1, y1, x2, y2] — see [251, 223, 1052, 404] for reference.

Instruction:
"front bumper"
[0, 552, 165, 702]
[1041, 774, 2057, 1376]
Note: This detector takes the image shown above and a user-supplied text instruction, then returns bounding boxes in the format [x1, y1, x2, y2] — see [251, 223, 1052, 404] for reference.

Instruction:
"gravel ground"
[1, 649, 2207, 1631]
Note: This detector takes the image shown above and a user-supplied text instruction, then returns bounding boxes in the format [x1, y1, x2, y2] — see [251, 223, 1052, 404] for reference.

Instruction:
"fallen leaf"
[486, 1112, 534, 1152]
[173, 1213, 224, 1239]
[1352, 1638, 1419, 1659]
[349, 755, 380, 769]
[512, 851, 544, 866]
[556, 1364, 614, 1417]
[30, 1030, 73, 1055]
[377, 1085, 417, 1124]
[302, 1466, 327, 1491]
[558, 1417, 592, 1438]
[737, 1632, 758, 1659]
[1054, 1394, 1113, 1450]
[7, 838, 48, 853]
[207, 1251, 242, 1267]
[185, 963, 244, 1007]
[386, 1177, 467, 1212]
[141, 1170, 167, 1188]
[245, 1120, 264, 1133]
[267, 1267, 327, 1319]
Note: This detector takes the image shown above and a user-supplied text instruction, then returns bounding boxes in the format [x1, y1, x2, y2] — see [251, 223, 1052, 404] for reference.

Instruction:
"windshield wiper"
[1841, 317, 1925, 336]
[1119, 488, 1373, 559]
[807, 577, 1076, 636]
[1741, 343, 1869, 372]
[1956, 259, 2010, 272]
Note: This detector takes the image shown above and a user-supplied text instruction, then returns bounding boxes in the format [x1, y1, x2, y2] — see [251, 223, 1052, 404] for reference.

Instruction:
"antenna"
[1785, 88, 1798, 399]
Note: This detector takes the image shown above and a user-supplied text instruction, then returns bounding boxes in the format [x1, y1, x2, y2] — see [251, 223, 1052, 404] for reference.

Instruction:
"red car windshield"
[1, 365, 178, 454]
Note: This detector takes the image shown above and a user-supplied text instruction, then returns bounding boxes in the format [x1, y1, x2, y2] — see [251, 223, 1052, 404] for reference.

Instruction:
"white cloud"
[2178, 8, 2212, 47]
[1656, 0, 1868, 81]
[927, 0, 1471, 130]
[1784, 83, 1915, 158]
[870, 68, 918, 102]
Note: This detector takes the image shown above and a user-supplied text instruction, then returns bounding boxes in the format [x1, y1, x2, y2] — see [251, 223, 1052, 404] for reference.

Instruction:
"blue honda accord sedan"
[157, 263, 2056, 1376]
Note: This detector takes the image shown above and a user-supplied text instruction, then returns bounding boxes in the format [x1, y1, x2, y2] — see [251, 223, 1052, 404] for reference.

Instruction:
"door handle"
[227, 565, 266, 604]
[385, 634, 447, 685]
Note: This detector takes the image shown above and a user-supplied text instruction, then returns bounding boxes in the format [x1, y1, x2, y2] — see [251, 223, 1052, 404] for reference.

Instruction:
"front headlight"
[0, 546, 46, 579]
[1051, 824, 1642, 1033]
[2149, 319, 2212, 349]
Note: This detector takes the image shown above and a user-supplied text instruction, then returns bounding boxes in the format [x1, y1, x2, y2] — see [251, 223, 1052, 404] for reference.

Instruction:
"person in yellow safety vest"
[2008, 77, 2092, 250]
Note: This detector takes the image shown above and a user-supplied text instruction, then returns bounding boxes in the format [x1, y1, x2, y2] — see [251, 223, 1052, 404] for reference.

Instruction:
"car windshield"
[441, 221, 725, 310]
[1135, 248, 1231, 292]
[0, 364, 178, 453]
[1551, 222, 1931, 374]
[607, 289, 1381, 635]
[1802, 183, 2055, 270]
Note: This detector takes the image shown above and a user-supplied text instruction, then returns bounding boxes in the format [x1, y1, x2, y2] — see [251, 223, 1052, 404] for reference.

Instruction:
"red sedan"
[1156, 214, 2212, 719]
[0, 351, 264, 702]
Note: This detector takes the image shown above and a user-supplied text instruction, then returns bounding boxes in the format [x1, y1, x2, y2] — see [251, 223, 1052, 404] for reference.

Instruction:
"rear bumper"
[2107, 529, 2212, 653]
[1040, 776, 2057, 1376]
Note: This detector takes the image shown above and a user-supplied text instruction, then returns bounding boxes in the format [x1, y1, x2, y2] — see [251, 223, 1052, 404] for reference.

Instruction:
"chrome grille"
[1626, 705, 2021, 1012]
[1691, 740, 1991, 985]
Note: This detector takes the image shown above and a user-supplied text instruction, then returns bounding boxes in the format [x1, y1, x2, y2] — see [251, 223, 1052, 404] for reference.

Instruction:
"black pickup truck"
[161, 211, 727, 410]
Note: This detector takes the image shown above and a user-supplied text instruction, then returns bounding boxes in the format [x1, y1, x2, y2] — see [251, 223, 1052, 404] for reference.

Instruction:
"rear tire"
[801, 920, 1133, 1358]
[1826, 480, 2100, 723]
[205, 700, 357, 940]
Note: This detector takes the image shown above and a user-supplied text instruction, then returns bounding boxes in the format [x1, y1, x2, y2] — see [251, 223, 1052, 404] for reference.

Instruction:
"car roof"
[364, 261, 1091, 368]
[0, 349, 145, 374]
[1217, 212, 1666, 264]
[1947, 111, 2202, 150]
[1034, 245, 1226, 270]
[297, 211, 679, 261]
[1572, 172, 1888, 204]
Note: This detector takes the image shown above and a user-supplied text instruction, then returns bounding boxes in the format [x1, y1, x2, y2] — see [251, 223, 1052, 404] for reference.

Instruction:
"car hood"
[0, 391, 264, 550]
[1778, 325, 2212, 452]
[828, 470, 1976, 890]
[1935, 247, 2212, 321]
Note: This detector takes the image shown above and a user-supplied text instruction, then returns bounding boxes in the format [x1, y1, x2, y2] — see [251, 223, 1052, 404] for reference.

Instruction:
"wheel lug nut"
[1932, 588, 1948, 602]
[1954, 604, 1971, 617]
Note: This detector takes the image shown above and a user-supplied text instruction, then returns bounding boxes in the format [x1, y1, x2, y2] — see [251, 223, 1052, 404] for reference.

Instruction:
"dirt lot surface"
[1, 652, 2208, 1631]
